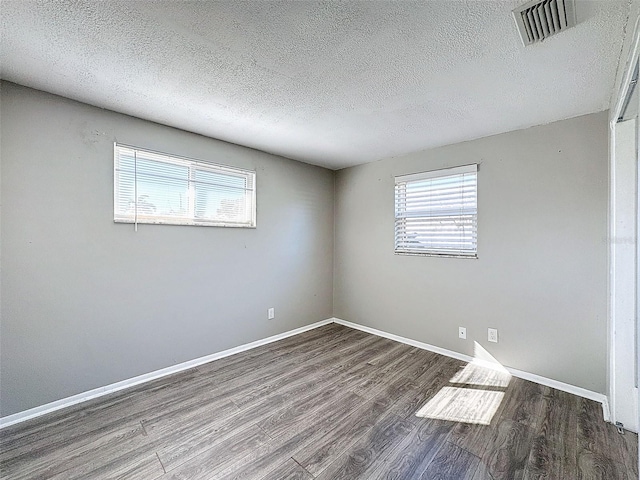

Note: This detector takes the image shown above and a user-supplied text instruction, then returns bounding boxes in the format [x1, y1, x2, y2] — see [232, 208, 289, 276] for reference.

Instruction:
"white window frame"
[114, 144, 256, 229]
[394, 164, 478, 258]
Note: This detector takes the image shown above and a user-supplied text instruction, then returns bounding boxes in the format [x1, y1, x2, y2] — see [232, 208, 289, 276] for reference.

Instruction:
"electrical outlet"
[488, 328, 498, 343]
[268, 308, 275, 320]
[458, 327, 467, 339]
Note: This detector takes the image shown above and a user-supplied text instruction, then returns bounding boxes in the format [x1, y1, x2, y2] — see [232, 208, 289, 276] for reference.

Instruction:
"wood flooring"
[1, 323, 637, 479]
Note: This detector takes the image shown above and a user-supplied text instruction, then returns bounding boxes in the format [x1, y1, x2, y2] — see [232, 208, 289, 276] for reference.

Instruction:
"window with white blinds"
[114, 144, 256, 228]
[395, 164, 477, 257]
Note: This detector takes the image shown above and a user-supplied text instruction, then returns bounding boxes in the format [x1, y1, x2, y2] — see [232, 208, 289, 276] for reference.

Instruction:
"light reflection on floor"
[415, 342, 511, 425]
[449, 362, 511, 388]
[415, 386, 504, 425]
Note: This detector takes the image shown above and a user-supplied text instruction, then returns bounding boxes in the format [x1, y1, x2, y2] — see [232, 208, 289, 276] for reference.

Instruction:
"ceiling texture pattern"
[0, 0, 631, 169]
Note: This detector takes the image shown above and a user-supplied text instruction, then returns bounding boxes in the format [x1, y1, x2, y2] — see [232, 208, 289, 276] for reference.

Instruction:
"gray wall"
[0, 82, 334, 417]
[334, 112, 609, 393]
[0, 81, 610, 417]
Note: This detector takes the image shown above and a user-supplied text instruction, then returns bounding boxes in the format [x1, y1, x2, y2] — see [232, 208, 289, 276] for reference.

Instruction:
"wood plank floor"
[1, 324, 637, 479]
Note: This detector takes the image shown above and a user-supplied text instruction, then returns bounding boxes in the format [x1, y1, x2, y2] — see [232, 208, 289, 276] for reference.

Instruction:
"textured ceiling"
[0, 0, 631, 169]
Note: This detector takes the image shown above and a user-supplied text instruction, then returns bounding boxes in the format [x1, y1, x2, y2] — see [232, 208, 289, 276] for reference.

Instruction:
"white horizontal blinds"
[193, 167, 254, 225]
[395, 164, 477, 256]
[114, 144, 256, 227]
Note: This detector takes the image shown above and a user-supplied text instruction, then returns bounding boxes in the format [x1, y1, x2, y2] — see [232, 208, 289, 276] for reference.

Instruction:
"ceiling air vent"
[512, 0, 576, 46]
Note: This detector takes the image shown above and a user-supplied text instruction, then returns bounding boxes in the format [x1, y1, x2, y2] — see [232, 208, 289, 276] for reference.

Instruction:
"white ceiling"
[0, 0, 631, 169]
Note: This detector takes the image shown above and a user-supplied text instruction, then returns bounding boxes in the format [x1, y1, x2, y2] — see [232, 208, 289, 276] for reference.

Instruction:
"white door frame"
[608, 5, 640, 433]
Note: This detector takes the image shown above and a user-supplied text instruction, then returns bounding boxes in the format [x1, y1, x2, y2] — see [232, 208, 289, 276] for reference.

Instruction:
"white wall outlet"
[488, 328, 498, 343]
[268, 308, 275, 320]
[458, 327, 467, 339]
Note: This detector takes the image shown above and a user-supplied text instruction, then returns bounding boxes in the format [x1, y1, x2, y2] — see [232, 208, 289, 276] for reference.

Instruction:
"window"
[114, 144, 256, 228]
[394, 164, 477, 257]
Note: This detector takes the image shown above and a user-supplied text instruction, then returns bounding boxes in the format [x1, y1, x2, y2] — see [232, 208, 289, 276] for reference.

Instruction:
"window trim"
[394, 164, 477, 183]
[113, 143, 256, 229]
[394, 163, 478, 259]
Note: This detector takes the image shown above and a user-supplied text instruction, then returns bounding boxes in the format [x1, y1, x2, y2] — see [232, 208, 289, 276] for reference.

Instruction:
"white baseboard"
[1, 316, 612, 429]
[0, 318, 334, 429]
[332, 318, 610, 415]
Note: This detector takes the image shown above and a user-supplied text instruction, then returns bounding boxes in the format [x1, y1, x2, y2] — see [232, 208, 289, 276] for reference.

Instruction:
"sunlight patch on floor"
[415, 342, 511, 425]
[449, 362, 511, 388]
[415, 386, 505, 425]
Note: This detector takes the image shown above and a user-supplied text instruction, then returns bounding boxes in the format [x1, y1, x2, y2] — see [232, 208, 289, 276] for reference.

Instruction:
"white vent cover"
[513, 0, 576, 46]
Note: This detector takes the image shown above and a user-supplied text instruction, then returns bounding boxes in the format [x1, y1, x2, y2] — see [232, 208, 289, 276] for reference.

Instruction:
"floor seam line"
[140, 420, 148, 436]
[255, 422, 274, 439]
[291, 456, 315, 478]
[156, 452, 167, 474]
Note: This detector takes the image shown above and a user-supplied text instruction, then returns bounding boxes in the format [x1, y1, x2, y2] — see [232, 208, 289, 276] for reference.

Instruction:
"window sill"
[394, 251, 478, 259]
[114, 219, 256, 229]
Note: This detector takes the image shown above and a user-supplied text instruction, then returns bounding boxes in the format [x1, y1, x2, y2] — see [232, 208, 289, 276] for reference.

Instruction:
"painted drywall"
[334, 111, 609, 393]
[0, 82, 334, 417]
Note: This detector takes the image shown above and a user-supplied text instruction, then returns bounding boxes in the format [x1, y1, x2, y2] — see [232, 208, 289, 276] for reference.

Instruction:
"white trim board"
[332, 318, 611, 421]
[1, 316, 612, 430]
[608, 0, 640, 436]
[0, 319, 333, 429]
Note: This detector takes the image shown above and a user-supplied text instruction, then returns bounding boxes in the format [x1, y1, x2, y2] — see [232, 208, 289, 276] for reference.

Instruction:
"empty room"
[1, 0, 639, 479]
